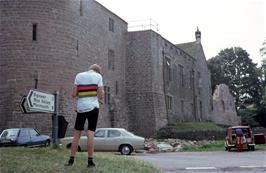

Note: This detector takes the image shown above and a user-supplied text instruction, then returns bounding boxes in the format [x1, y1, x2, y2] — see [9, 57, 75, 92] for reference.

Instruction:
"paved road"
[133, 150, 266, 173]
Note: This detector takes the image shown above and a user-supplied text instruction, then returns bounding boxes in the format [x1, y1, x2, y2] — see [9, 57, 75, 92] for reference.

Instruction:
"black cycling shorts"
[74, 108, 99, 131]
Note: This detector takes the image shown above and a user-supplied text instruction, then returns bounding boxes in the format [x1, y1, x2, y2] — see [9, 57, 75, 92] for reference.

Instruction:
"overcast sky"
[96, 0, 266, 66]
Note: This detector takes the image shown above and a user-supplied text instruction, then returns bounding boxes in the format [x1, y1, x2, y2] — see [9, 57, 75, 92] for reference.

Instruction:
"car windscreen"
[0, 129, 19, 140]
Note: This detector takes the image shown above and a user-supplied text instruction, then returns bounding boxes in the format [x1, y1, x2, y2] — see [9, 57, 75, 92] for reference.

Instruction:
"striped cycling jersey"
[77, 84, 98, 98]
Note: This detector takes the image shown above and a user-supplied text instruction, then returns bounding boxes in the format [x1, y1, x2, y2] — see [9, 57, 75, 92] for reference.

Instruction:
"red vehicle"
[225, 126, 255, 152]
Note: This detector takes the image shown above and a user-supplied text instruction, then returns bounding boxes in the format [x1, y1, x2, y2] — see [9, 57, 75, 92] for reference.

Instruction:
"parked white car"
[60, 128, 145, 155]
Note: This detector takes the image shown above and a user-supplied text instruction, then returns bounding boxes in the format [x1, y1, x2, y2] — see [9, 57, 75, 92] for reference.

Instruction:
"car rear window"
[122, 130, 135, 137]
[0, 129, 19, 140]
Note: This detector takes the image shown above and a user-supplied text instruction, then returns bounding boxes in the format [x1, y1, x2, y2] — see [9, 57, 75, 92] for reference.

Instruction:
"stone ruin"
[212, 84, 241, 125]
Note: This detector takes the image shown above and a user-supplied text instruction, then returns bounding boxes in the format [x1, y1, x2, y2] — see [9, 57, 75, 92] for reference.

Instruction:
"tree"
[260, 39, 266, 59]
[260, 40, 266, 88]
[207, 47, 261, 110]
[255, 41, 266, 127]
[254, 86, 266, 127]
[207, 57, 226, 93]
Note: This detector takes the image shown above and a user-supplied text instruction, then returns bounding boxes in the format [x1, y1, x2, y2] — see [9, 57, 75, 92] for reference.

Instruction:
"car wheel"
[66, 143, 72, 149]
[45, 140, 50, 147]
[250, 146, 255, 151]
[66, 143, 81, 152]
[119, 144, 133, 155]
[227, 147, 231, 152]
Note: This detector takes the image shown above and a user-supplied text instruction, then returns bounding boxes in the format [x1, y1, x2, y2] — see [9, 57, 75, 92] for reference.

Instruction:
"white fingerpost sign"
[26, 90, 55, 113]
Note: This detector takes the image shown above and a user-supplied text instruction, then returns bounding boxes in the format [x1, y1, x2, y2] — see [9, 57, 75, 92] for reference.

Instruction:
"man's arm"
[97, 87, 104, 104]
[72, 86, 78, 98]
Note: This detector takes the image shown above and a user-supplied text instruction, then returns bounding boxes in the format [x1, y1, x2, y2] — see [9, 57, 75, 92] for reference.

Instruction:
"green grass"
[0, 147, 161, 173]
[171, 122, 225, 131]
[180, 140, 266, 152]
[180, 140, 225, 152]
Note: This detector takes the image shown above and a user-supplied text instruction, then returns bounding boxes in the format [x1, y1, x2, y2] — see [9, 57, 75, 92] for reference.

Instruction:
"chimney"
[195, 26, 201, 42]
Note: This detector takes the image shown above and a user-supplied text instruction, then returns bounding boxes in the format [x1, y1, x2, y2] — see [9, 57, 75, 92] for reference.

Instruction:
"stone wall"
[149, 31, 196, 124]
[193, 42, 213, 121]
[1, 0, 80, 134]
[125, 30, 213, 136]
[78, 0, 129, 130]
[126, 31, 156, 136]
[0, 0, 129, 134]
[212, 84, 241, 125]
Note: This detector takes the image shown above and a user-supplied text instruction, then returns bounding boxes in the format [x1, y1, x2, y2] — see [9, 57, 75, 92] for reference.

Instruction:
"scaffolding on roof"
[127, 18, 159, 32]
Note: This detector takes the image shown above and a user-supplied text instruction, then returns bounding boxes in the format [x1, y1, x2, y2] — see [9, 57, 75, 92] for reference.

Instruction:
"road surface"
[134, 150, 266, 173]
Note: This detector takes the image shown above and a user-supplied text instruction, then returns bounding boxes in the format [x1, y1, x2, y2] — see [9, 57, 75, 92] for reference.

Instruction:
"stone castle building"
[0, 0, 213, 137]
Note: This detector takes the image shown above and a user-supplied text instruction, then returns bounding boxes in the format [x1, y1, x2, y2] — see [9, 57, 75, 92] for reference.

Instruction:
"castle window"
[178, 64, 184, 87]
[181, 100, 184, 113]
[32, 23, 37, 41]
[221, 100, 225, 112]
[165, 57, 172, 82]
[200, 101, 203, 120]
[104, 86, 110, 104]
[191, 103, 194, 114]
[80, 0, 83, 16]
[115, 81, 119, 95]
[198, 71, 201, 95]
[210, 98, 213, 111]
[109, 18, 114, 32]
[166, 95, 172, 110]
[190, 70, 194, 89]
[108, 49, 115, 70]
[76, 40, 79, 56]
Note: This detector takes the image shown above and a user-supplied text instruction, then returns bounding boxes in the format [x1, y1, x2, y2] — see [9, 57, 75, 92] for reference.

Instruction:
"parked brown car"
[225, 126, 255, 151]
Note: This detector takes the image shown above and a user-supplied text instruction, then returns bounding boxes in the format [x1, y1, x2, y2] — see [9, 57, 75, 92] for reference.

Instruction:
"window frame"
[166, 95, 173, 110]
[104, 86, 110, 104]
[109, 17, 114, 32]
[32, 23, 37, 41]
[107, 130, 121, 138]
[108, 49, 115, 70]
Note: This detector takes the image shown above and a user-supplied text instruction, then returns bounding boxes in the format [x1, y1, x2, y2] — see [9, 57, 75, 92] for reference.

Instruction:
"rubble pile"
[144, 138, 212, 153]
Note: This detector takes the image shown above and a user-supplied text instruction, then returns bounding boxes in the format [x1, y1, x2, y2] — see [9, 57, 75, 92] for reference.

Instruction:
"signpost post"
[52, 91, 59, 145]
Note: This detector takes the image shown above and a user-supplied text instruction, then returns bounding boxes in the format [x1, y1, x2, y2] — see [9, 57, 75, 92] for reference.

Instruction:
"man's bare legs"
[237, 136, 243, 152]
[70, 130, 81, 156]
[87, 130, 95, 157]
[87, 130, 95, 167]
[65, 130, 81, 166]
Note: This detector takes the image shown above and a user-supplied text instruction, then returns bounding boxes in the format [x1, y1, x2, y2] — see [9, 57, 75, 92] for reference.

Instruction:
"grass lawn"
[172, 122, 225, 131]
[180, 140, 266, 152]
[0, 146, 161, 173]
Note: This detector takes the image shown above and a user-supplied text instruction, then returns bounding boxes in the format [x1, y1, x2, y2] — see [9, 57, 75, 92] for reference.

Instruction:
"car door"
[106, 129, 122, 150]
[29, 129, 42, 146]
[94, 129, 107, 151]
[17, 129, 31, 145]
